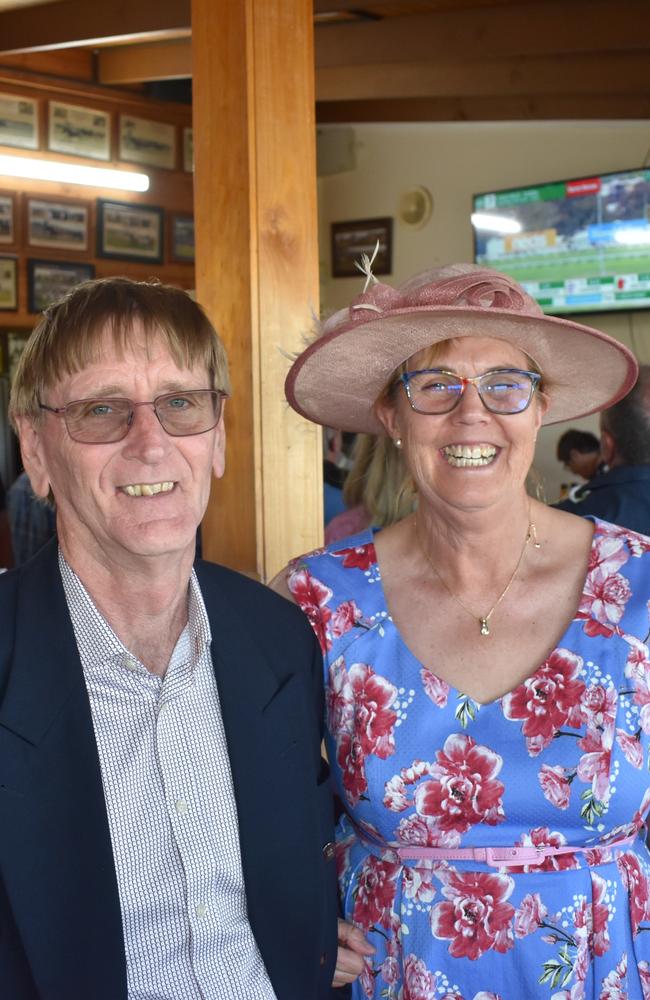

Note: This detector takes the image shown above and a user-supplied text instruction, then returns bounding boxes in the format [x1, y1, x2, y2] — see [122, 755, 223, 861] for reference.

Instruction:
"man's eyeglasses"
[39, 389, 226, 444]
[400, 368, 541, 416]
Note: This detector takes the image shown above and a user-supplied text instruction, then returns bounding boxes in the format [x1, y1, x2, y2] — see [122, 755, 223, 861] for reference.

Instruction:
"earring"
[395, 438, 402, 449]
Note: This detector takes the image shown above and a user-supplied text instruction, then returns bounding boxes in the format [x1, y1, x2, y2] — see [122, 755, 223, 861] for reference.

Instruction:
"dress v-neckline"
[367, 518, 601, 709]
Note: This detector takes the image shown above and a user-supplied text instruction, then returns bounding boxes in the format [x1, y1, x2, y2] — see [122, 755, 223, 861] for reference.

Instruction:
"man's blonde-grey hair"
[9, 276, 231, 428]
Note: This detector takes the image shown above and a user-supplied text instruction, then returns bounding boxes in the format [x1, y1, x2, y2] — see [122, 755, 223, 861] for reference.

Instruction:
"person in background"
[0, 470, 13, 567]
[275, 262, 650, 1000]
[324, 429, 356, 526]
[324, 432, 413, 545]
[0, 276, 365, 998]
[556, 427, 603, 480]
[7, 468, 57, 565]
[554, 364, 650, 534]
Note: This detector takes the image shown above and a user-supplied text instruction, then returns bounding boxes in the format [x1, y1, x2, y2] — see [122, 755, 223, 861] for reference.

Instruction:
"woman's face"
[376, 336, 548, 515]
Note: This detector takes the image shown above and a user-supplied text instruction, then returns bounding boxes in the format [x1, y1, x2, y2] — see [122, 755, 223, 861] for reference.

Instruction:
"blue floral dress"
[288, 518, 650, 1000]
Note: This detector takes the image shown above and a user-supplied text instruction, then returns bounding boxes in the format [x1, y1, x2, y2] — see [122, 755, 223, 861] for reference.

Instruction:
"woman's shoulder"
[589, 515, 650, 561]
[286, 528, 381, 616]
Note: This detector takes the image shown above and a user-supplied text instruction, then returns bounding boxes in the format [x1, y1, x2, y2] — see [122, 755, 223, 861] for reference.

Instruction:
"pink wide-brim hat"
[285, 263, 639, 434]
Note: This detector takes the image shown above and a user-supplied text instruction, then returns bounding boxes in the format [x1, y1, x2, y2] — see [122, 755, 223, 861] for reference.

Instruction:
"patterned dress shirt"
[59, 551, 277, 1000]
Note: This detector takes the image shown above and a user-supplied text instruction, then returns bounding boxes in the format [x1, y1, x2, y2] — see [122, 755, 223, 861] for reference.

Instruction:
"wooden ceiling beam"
[316, 92, 650, 122]
[315, 0, 650, 66]
[317, 51, 649, 101]
[0, 0, 190, 54]
[98, 40, 191, 83]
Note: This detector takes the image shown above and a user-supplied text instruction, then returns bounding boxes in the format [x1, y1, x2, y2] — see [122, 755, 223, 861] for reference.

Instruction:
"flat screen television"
[472, 167, 650, 315]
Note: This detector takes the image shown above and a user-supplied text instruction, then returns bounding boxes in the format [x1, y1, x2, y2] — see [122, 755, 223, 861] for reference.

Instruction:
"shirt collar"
[58, 549, 212, 674]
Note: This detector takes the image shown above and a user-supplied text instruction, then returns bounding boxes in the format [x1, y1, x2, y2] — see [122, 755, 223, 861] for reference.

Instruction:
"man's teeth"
[443, 445, 497, 468]
[122, 481, 174, 497]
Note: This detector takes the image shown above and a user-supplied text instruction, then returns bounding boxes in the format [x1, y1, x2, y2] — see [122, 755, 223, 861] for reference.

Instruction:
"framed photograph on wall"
[0, 193, 16, 245]
[97, 199, 164, 263]
[0, 93, 38, 150]
[331, 216, 393, 278]
[0, 256, 17, 311]
[119, 115, 176, 170]
[27, 197, 89, 252]
[28, 259, 95, 314]
[170, 213, 194, 262]
[48, 101, 111, 161]
[8, 331, 29, 379]
[182, 127, 193, 173]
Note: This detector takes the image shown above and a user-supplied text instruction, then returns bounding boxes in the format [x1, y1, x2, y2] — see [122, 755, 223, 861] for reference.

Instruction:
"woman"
[276, 264, 650, 999]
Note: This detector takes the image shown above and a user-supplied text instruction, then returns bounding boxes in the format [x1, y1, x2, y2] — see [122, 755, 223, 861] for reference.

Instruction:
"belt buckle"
[484, 846, 544, 867]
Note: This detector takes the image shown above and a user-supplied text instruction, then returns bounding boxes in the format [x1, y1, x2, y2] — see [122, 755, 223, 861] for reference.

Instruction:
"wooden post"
[191, 0, 323, 580]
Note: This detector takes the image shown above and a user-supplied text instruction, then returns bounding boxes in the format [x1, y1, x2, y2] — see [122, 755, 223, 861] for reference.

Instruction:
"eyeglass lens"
[404, 370, 536, 414]
[63, 390, 222, 443]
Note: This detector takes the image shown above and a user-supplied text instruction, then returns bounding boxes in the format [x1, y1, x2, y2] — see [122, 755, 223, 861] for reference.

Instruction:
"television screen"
[472, 168, 650, 315]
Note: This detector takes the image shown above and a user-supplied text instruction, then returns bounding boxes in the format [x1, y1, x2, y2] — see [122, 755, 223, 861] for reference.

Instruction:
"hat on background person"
[285, 263, 638, 434]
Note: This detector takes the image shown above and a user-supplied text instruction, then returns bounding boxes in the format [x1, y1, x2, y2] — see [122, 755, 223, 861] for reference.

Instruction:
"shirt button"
[195, 903, 208, 919]
[175, 799, 189, 815]
[123, 656, 138, 672]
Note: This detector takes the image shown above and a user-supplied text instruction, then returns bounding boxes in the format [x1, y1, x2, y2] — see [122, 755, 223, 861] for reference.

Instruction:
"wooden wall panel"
[0, 70, 194, 329]
[192, 0, 322, 579]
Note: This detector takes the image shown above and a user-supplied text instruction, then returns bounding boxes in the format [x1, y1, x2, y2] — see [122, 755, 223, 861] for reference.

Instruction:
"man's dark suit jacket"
[0, 540, 339, 999]
[554, 465, 650, 536]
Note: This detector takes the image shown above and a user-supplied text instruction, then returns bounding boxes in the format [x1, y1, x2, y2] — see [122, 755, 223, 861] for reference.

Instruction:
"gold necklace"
[415, 512, 541, 637]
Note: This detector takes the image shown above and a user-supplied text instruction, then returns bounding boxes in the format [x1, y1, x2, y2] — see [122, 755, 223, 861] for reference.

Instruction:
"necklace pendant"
[479, 618, 490, 636]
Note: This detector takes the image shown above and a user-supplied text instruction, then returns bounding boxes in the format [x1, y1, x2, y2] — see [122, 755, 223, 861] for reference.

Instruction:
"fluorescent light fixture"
[0, 154, 149, 192]
[471, 212, 522, 235]
[613, 227, 650, 246]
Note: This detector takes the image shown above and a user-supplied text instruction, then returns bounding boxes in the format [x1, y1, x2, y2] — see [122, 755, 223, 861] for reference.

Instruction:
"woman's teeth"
[443, 445, 497, 468]
[121, 481, 174, 496]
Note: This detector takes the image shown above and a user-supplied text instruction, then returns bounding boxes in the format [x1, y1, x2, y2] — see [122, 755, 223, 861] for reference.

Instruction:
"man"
[556, 428, 602, 480]
[0, 278, 365, 998]
[555, 365, 650, 535]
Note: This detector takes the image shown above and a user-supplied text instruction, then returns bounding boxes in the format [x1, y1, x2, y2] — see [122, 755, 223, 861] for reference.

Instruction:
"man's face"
[566, 449, 599, 479]
[19, 324, 225, 569]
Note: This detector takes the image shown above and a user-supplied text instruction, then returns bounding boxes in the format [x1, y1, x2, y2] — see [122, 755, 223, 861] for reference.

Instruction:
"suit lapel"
[196, 563, 310, 874]
[0, 543, 127, 998]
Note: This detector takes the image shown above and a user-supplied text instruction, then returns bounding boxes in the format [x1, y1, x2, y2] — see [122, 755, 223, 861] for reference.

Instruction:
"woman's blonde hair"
[343, 433, 416, 528]
[10, 276, 230, 427]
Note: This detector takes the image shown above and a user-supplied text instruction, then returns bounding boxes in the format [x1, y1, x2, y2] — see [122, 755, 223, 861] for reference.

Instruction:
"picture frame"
[48, 101, 111, 161]
[182, 127, 193, 173]
[170, 213, 195, 262]
[0, 92, 38, 150]
[0, 256, 17, 311]
[0, 192, 16, 245]
[27, 259, 95, 314]
[97, 199, 164, 263]
[331, 216, 393, 278]
[119, 114, 176, 170]
[26, 196, 89, 252]
[8, 331, 29, 380]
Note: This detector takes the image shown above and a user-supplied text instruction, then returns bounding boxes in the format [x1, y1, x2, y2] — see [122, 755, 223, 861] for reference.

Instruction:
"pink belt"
[360, 833, 637, 869]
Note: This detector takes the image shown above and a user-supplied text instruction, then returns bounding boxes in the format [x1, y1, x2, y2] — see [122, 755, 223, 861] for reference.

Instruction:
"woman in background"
[325, 433, 414, 545]
[274, 263, 650, 1000]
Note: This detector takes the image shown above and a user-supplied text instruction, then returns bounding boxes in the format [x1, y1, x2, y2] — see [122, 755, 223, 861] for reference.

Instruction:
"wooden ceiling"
[0, 0, 648, 122]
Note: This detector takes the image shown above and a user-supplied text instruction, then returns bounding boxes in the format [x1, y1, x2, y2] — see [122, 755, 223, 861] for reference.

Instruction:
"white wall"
[317, 121, 650, 502]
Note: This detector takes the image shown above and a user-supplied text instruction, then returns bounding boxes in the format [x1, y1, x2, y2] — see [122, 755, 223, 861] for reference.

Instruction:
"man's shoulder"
[194, 558, 312, 633]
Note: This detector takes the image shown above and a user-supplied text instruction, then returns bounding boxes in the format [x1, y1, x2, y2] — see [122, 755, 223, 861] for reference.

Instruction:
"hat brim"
[285, 305, 638, 433]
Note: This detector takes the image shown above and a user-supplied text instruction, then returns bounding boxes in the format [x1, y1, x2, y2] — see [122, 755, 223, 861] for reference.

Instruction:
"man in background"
[7, 469, 56, 564]
[554, 366, 650, 535]
[0, 470, 13, 567]
[556, 428, 603, 481]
